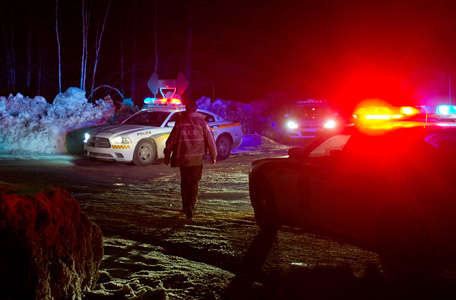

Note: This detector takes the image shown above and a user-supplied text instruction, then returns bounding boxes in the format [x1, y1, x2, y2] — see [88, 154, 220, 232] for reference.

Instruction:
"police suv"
[286, 99, 337, 138]
[83, 98, 243, 166]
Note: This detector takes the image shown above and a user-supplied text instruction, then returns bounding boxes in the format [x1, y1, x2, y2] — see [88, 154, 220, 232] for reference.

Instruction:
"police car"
[286, 99, 337, 138]
[83, 98, 243, 166]
[250, 104, 456, 281]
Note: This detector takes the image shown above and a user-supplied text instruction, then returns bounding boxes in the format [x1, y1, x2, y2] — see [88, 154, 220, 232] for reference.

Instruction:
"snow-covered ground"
[0, 88, 291, 158]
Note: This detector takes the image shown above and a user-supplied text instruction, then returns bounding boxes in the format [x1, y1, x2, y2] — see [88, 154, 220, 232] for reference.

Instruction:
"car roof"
[141, 106, 185, 112]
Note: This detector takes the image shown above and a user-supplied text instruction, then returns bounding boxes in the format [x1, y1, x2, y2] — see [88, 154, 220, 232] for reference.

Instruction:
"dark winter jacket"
[164, 112, 217, 167]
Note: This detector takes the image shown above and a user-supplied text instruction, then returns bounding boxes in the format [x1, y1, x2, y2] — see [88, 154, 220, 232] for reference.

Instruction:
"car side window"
[168, 112, 184, 122]
[199, 112, 215, 123]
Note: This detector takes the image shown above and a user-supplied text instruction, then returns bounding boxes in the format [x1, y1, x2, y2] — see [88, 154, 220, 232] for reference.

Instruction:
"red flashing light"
[353, 103, 419, 126]
[144, 97, 183, 106]
[168, 98, 182, 105]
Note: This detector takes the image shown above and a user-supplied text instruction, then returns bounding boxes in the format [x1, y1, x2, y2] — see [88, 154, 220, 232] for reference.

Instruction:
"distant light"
[365, 114, 392, 120]
[401, 106, 415, 115]
[324, 120, 336, 128]
[437, 105, 456, 114]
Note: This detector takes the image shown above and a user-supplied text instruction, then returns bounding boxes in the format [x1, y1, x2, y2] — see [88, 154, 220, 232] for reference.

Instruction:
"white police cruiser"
[83, 98, 243, 166]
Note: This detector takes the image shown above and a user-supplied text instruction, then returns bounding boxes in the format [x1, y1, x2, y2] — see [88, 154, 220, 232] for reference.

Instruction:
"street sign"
[147, 72, 189, 97]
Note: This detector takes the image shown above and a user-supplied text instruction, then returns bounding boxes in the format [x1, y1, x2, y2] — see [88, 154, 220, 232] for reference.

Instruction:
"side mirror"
[167, 121, 176, 127]
[288, 147, 304, 159]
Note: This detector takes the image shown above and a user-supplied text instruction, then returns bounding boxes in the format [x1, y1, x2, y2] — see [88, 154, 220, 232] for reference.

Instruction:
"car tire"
[132, 139, 156, 166]
[216, 134, 232, 161]
[251, 176, 281, 231]
[375, 203, 442, 282]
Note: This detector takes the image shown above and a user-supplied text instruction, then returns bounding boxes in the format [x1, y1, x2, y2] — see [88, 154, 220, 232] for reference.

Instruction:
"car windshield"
[122, 111, 171, 127]
[308, 135, 351, 157]
[291, 106, 332, 119]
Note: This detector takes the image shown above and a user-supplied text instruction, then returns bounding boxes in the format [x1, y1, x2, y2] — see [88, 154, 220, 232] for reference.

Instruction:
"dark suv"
[286, 99, 336, 138]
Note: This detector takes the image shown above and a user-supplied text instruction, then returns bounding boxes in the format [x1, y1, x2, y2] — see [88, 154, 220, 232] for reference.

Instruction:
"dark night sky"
[2, 0, 456, 114]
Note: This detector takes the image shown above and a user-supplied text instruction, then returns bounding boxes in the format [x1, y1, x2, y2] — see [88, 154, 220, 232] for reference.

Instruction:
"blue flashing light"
[144, 97, 156, 104]
[437, 105, 456, 115]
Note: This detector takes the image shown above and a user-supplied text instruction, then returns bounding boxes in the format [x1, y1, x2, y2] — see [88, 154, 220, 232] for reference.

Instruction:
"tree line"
[1, 0, 281, 105]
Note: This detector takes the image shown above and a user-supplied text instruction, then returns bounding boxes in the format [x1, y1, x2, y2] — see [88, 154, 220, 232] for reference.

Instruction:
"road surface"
[1, 139, 455, 299]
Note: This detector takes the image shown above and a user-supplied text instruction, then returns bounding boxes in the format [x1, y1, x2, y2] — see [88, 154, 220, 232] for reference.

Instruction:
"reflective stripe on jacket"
[164, 112, 217, 167]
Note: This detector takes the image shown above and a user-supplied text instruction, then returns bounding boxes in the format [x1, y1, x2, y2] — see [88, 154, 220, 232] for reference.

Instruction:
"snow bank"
[0, 88, 115, 155]
[0, 88, 292, 156]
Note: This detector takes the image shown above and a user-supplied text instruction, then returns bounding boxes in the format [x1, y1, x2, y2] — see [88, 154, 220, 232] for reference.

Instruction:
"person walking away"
[164, 102, 217, 218]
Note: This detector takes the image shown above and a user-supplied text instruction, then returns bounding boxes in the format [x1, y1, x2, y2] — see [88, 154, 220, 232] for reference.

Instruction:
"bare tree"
[55, 0, 62, 93]
[90, 0, 111, 95]
[80, 0, 91, 91]
[185, 1, 192, 99]
[130, 0, 138, 103]
[154, 0, 158, 75]
[120, 20, 124, 95]
[27, 0, 32, 90]
[1, 2, 16, 92]
[36, 1, 44, 95]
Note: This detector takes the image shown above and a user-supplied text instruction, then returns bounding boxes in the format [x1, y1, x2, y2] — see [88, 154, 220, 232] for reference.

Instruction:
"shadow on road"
[224, 230, 456, 300]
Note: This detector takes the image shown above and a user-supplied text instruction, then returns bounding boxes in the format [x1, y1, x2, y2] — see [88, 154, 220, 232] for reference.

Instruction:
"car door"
[272, 134, 350, 229]
[324, 135, 396, 241]
[204, 113, 221, 139]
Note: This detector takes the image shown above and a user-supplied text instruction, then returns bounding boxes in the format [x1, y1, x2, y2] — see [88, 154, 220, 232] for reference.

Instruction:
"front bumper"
[84, 145, 133, 162]
[287, 127, 325, 138]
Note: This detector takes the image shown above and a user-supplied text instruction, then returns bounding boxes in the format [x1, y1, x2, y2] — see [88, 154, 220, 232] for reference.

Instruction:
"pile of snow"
[0, 88, 116, 155]
[0, 88, 291, 156]
[196, 93, 292, 137]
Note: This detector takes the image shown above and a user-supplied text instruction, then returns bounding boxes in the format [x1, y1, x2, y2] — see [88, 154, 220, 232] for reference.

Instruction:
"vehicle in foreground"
[250, 104, 456, 281]
[83, 98, 243, 166]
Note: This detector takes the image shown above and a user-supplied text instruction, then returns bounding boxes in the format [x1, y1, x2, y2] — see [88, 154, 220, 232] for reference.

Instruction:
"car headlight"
[324, 120, 336, 128]
[113, 136, 132, 144]
[83, 133, 90, 143]
[287, 120, 299, 130]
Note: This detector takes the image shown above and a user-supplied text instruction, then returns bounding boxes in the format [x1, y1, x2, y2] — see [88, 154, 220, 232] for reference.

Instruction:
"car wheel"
[132, 139, 156, 166]
[216, 134, 232, 160]
[375, 203, 442, 282]
[251, 176, 281, 231]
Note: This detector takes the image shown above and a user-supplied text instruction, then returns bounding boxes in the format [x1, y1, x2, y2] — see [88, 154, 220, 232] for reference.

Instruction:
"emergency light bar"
[353, 106, 419, 122]
[296, 99, 327, 104]
[144, 97, 183, 106]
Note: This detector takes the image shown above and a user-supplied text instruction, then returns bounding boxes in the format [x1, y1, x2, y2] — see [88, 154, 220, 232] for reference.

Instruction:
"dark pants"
[179, 165, 203, 214]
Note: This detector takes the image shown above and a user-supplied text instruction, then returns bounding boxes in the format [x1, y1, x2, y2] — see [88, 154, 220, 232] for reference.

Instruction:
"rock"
[0, 182, 103, 300]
